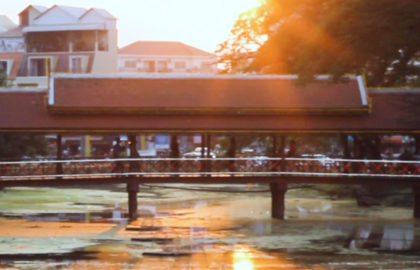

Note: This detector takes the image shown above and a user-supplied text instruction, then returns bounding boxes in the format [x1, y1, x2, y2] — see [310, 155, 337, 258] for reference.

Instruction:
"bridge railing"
[0, 157, 419, 180]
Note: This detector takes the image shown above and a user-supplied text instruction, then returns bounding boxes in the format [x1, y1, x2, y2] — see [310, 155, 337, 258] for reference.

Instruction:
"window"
[0, 61, 8, 75]
[174, 61, 186, 69]
[144, 61, 155, 72]
[26, 32, 69, 52]
[29, 58, 49, 76]
[157, 61, 169, 72]
[72, 31, 95, 52]
[97, 31, 108, 51]
[124, 60, 137, 69]
[70, 57, 82, 73]
[201, 62, 213, 70]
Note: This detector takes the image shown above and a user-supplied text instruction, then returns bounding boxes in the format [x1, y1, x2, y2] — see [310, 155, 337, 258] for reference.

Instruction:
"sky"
[2, 0, 261, 53]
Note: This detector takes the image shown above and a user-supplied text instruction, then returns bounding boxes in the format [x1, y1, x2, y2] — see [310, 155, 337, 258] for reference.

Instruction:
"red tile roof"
[0, 89, 419, 132]
[119, 41, 215, 57]
[49, 75, 367, 115]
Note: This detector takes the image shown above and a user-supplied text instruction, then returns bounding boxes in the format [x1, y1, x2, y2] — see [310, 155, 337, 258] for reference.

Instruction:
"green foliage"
[217, 0, 420, 87]
[0, 134, 48, 160]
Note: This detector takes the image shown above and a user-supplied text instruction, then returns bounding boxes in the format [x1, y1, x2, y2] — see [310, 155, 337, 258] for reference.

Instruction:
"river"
[0, 184, 419, 269]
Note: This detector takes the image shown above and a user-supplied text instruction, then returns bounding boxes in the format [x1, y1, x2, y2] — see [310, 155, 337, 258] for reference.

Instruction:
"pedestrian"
[287, 140, 296, 157]
[111, 137, 124, 174]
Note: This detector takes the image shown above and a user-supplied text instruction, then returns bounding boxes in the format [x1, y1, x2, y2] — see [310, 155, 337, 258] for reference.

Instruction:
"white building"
[0, 5, 118, 87]
[118, 41, 217, 74]
[0, 15, 17, 33]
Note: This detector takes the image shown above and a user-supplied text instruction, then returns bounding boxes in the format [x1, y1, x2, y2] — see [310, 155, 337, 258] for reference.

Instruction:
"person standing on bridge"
[227, 137, 236, 172]
[286, 140, 297, 171]
[287, 140, 297, 157]
[111, 137, 124, 174]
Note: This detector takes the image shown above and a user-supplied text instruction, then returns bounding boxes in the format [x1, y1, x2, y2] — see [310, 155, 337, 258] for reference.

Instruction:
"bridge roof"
[0, 75, 419, 133]
[48, 74, 369, 115]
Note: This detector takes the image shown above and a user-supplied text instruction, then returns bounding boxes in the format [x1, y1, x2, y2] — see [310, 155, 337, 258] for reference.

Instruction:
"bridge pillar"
[414, 185, 420, 219]
[127, 180, 139, 220]
[271, 183, 288, 219]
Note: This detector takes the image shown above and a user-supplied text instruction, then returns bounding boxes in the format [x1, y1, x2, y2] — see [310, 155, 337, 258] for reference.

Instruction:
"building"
[118, 41, 217, 153]
[0, 4, 118, 87]
[118, 41, 217, 74]
[0, 15, 17, 33]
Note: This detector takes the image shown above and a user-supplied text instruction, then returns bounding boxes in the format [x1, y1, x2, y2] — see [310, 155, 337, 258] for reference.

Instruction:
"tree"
[0, 134, 48, 160]
[217, 0, 420, 86]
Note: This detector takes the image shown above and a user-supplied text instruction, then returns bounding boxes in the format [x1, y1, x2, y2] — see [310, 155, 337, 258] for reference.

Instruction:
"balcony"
[26, 30, 108, 53]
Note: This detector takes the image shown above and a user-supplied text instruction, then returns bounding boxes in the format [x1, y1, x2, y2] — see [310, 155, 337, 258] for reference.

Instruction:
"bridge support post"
[127, 180, 139, 220]
[271, 183, 287, 219]
[414, 185, 420, 219]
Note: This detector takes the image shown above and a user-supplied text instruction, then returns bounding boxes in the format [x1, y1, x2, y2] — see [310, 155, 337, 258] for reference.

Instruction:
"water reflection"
[347, 223, 416, 251]
[233, 246, 254, 270]
[1, 185, 420, 269]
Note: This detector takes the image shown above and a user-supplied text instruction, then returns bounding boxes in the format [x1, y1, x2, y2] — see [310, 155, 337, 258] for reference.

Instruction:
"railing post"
[271, 183, 287, 219]
[127, 179, 139, 220]
[56, 134, 63, 177]
[414, 185, 420, 219]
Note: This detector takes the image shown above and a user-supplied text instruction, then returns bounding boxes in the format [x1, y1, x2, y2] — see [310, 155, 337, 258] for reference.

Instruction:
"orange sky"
[3, 0, 261, 53]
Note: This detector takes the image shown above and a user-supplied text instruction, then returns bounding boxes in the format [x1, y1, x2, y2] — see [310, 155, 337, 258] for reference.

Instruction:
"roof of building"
[82, 8, 116, 20]
[47, 74, 368, 115]
[35, 5, 116, 21]
[54, 5, 87, 18]
[0, 26, 23, 38]
[119, 41, 215, 57]
[0, 15, 17, 32]
[20, 5, 116, 33]
[18, 5, 48, 15]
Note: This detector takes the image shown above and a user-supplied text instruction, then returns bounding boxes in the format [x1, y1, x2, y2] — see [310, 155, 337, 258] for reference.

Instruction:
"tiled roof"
[0, 88, 419, 132]
[119, 41, 215, 57]
[48, 75, 368, 114]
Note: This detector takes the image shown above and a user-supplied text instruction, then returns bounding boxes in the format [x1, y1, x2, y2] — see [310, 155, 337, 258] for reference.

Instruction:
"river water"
[0, 184, 419, 269]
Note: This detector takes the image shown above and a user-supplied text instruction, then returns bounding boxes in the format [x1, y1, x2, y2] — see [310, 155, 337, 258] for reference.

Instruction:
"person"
[111, 137, 124, 174]
[227, 137, 236, 171]
[287, 140, 296, 157]
[286, 140, 297, 171]
[170, 135, 180, 174]
[128, 135, 141, 173]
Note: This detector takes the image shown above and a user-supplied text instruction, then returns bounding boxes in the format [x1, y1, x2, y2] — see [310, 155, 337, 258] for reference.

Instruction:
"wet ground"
[0, 184, 419, 269]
